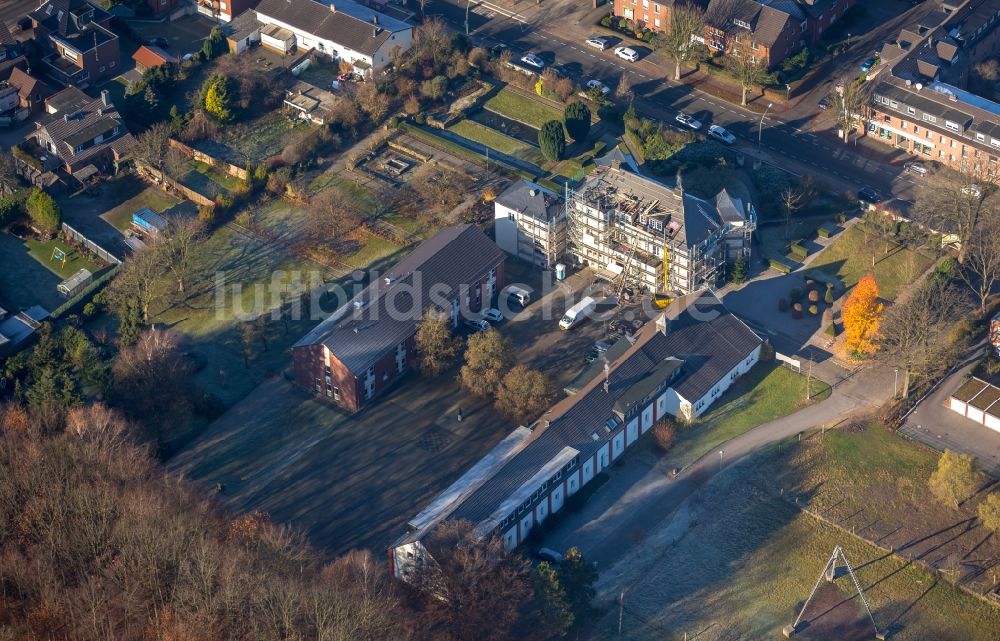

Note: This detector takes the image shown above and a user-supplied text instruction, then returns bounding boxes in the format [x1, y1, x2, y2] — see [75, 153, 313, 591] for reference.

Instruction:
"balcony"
[44, 54, 90, 87]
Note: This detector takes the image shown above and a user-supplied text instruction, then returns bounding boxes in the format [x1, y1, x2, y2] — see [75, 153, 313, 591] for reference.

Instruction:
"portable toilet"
[555, 263, 566, 281]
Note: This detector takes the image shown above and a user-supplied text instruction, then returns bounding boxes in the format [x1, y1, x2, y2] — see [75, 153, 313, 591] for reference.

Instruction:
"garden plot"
[192, 111, 304, 165]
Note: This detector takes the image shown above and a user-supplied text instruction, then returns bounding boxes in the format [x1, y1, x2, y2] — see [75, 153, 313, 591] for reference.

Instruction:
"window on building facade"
[654, 2, 659, 11]
[977, 133, 986, 142]
[909, 107, 917, 115]
[654, 17, 660, 27]
[889, 100, 898, 108]
[946, 121, 960, 131]
[992, 138, 1000, 148]
[921, 112, 933, 121]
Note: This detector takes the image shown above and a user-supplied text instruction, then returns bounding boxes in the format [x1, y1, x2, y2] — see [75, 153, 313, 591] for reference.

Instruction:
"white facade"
[253, 11, 412, 70]
[494, 198, 566, 268]
[679, 344, 762, 421]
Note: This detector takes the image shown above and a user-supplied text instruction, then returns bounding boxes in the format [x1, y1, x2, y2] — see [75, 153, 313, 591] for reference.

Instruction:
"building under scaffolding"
[565, 153, 755, 295]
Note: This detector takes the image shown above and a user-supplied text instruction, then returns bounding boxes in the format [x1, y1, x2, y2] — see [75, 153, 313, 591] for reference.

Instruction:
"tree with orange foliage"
[842, 274, 883, 357]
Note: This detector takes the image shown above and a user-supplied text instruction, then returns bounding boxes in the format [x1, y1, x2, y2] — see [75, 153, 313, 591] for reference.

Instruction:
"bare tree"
[131, 122, 173, 181]
[155, 216, 205, 295]
[112, 327, 194, 438]
[306, 189, 365, 249]
[414, 521, 534, 641]
[831, 77, 872, 143]
[495, 365, 553, 425]
[725, 39, 768, 106]
[652, 4, 706, 80]
[356, 82, 392, 122]
[780, 176, 814, 239]
[106, 245, 162, 322]
[615, 73, 634, 102]
[877, 279, 968, 398]
[914, 163, 1000, 264]
[957, 212, 1000, 313]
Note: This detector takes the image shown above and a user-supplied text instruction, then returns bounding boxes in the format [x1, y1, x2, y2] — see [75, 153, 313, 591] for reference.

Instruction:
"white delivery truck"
[559, 296, 597, 330]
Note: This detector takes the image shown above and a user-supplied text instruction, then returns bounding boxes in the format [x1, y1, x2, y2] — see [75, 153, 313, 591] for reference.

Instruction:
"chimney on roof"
[63, 113, 69, 122]
[372, 14, 378, 25]
[656, 313, 668, 335]
[328, 2, 335, 10]
[905, 79, 911, 86]
[603, 359, 610, 394]
[100, 89, 109, 107]
[915, 82, 923, 91]
[529, 188, 537, 197]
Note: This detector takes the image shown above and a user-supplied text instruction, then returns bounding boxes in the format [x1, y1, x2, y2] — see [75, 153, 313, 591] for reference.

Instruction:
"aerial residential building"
[249, 0, 413, 75]
[195, 0, 258, 23]
[493, 180, 567, 269]
[866, 0, 1000, 170]
[700, 0, 856, 68]
[565, 154, 754, 295]
[391, 291, 763, 577]
[292, 224, 505, 412]
[612, 0, 699, 33]
[25, 87, 134, 178]
[29, 0, 120, 87]
[7, 68, 53, 115]
[0, 25, 28, 82]
[131, 45, 178, 73]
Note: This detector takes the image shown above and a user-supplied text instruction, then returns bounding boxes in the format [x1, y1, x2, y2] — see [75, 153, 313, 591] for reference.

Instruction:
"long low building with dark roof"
[292, 224, 505, 412]
[391, 290, 763, 578]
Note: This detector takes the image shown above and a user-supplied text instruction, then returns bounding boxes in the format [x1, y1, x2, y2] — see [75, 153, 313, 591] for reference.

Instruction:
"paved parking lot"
[170, 261, 625, 554]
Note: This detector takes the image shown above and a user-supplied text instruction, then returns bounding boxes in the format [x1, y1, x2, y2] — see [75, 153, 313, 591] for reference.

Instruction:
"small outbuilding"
[949, 377, 1000, 433]
[131, 208, 167, 237]
[57, 268, 93, 298]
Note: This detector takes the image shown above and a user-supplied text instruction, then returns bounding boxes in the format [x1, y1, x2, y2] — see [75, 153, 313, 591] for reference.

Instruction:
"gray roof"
[424, 290, 762, 534]
[293, 224, 505, 375]
[254, 0, 411, 57]
[495, 179, 563, 223]
[36, 87, 134, 165]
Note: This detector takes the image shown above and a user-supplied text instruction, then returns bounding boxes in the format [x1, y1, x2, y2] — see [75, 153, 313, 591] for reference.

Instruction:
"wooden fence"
[168, 138, 249, 181]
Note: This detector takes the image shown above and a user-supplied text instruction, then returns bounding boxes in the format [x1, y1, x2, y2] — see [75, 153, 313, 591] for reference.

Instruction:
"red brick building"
[701, 0, 855, 69]
[612, 0, 687, 33]
[292, 224, 505, 412]
[865, 0, 1000, 170]
[29, 0, 121, 87]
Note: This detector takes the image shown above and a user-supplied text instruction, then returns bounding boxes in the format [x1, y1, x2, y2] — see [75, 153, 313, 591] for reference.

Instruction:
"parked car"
[594, 339, 614, 353]
[860, 57, 877, 73]
[614, 46, 639, 62]
[535, 548, 563, 563]
[586, 36, 610, 50]
[857, 187, 881, 203]
[464, 318, 490, 332]
[586, 79, 611, 95]
[818, 97, 830, 110]
[490, 43, 509, 57]
[560, 296, 597, 330]
[520, 53, 545, 69]
[675, 112, 702, 130]
[708, 124, 735, 144]
[904, 162, 928, 175]
[481, 308, 503, 323]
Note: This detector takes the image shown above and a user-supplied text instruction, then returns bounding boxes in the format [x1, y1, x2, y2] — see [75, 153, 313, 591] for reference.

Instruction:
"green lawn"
[447, 119, 545, 165]
[25, 238, 106, 280]
[101, 186, 183, 232]
[664, 363, 832, 470]
[611, 471, 1000, 641]
[809, 223, 936, 300]
[483, 87, 564, 129]
[343, 232, 405, 269]
[178, 160, 242, 199]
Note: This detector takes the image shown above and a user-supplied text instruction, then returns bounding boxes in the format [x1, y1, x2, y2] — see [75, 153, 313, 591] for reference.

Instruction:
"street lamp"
[894, 368, 899, 398]
[465, 0, 473, 36]
[718, 449, 725, 470]
[757, 103, 773, 149]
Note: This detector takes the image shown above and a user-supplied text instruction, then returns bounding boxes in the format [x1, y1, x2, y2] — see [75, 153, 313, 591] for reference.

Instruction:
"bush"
[778, 298, 788, 312]
[808, 304, 819, 315]
[387, 115, 400, 128]
[792, 303, 803, 319]
[789, 242, 808, 259]
[538, 119, 566, 161]
[825, 323, 837, 336]
[197, 204, 217, 227]
[414, 111, 427, 124]
[824, 283, 835, 304]
[836, 212, 848, 224]
[789, 287, 802, 302]
[600, 15, 613, 27]
[652, 419, 676, 452]
[761, 342, 775, 361]
[26, 187, 61, 235]
[818, 225, 832, 239]
[808, 289, 820, 303]
[769, 258, 792, 273]
[82, 302, 97, 318]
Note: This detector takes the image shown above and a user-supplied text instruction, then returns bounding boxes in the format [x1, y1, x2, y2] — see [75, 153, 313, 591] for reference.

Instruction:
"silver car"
[520, 53, 545, 69]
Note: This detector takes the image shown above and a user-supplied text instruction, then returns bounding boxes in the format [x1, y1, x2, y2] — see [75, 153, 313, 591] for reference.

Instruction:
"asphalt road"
[429, 0, 927, 200]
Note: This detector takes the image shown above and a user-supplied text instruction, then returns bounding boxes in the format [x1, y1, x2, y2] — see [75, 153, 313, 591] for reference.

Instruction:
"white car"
[585, 36, 610, 50]
[675, 113, 702, 130]
[520, 53, 545, 69]
[586, 79, 611, 95]
[708, 124, 735, 144]
[481, 308, 504, 323]
[904, 162, 928, 175]
[614, 46, 639, 62]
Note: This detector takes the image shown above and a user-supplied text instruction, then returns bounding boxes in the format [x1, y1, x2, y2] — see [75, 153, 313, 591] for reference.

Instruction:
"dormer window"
[946, 120, 960, 131]
[733, 18, 751, 29]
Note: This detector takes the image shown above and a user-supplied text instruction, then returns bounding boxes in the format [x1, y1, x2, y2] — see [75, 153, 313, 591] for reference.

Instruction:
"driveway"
[541, 363, 894, 571]
[899, 342, 1000, 478]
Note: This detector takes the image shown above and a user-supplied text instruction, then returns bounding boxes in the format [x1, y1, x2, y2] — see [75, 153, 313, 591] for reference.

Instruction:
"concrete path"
[542, 363, 894, 571]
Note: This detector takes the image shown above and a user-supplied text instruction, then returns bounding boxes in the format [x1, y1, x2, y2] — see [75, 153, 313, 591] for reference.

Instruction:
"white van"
[559, 296, 597, 330]
[505, 286, 532, 307]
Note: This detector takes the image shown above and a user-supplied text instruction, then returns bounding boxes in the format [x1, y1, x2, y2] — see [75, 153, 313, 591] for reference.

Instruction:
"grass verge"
[664, 363, 831, 470]
[25, 238, 106, 280]
[483, 87, 564, 129]
[809, 224, 935, 300]
[448, 119, 545, 165]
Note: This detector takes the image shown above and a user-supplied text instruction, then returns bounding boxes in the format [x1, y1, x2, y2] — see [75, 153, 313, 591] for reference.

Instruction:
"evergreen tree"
[534, 562, 574, 636]
[538, 120, 566, 161]
[563, 102, 591, 142]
